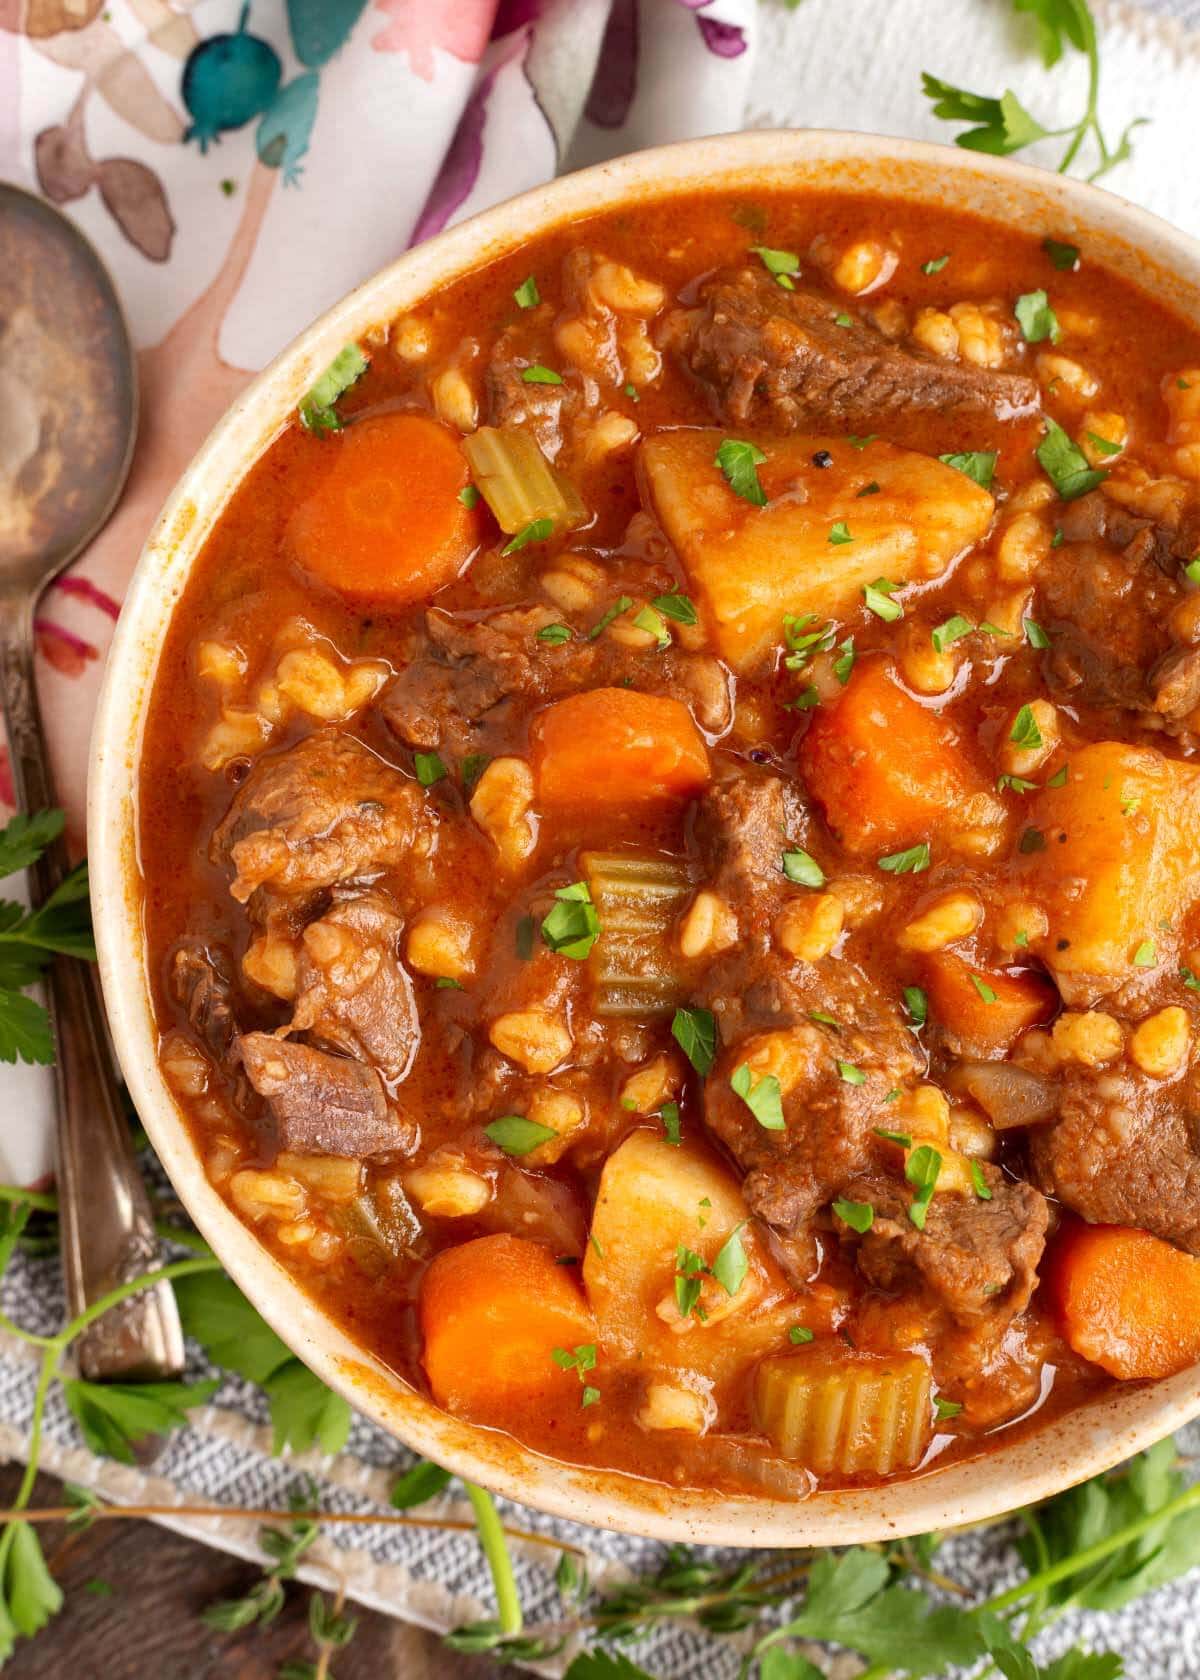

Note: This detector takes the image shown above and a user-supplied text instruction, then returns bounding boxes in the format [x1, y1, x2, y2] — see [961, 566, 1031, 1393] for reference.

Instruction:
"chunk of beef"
[1057, 488, 1200, 576]
[288, 889, 418, 1082]
[170, 942, 238, 1060]
[1030, 1067, 1200, 1253]
[381, 605, 732, 755]
[238, 1032, 412, 1157]
[212, 730, 432, 904]
[837, 1168, 1048, 1328]
[695, 770, 919, 1242]
[662, 268, 1038, 433]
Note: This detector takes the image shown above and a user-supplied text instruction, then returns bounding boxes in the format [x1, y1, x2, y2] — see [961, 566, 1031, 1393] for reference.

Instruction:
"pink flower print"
[371, 0, 495, 82]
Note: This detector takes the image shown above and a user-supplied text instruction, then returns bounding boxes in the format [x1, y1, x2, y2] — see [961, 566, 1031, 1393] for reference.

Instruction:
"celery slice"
[753, 1346, 932, 1474]
[462, 425, 585, 536]
[580, 851, 697, 1017]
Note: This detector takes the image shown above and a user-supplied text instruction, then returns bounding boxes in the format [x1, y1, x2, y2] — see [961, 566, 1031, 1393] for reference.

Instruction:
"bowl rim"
[89, 127, 1200, 1549]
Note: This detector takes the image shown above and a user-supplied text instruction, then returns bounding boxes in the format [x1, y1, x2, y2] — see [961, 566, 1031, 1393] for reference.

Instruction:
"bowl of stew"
[91, 129, 1200, 1544]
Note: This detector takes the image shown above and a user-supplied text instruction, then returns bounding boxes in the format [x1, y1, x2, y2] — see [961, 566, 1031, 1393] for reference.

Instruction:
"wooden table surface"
[1, 1465, 511, 1678]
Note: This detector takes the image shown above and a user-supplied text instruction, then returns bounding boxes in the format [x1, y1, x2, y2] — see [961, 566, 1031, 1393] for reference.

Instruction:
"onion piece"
[951, 1061, 1057, 1130]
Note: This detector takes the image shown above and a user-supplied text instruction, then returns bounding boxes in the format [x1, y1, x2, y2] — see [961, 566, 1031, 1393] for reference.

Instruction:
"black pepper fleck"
[749, 748, 770, 764]
[812, 450, 834, 469]
[1057, 938, 1070, 950]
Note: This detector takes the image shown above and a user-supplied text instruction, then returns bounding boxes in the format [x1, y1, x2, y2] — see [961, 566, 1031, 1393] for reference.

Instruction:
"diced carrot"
[531, 688, 710, 810]
[798, 657, 995, 853]
[420, 1233, 595, 1417]
[287, 413, 479, 602]
[922, 951, 1055, 1056]
[1048, 1222, 1200, 1379]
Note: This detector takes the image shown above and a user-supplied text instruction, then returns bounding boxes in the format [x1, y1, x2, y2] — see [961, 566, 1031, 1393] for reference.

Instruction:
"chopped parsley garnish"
[435, 977, 463, 990]
[1184, 555, 1200, 585]
[461, 752, 491, 791]
[653, 592, 698, 625]
[906, 1144, 943, 1230]
[848, 434, 878, 450]
[715, 437, 768, 505]
[1010, 704, 1044, 749]
[809, 1009, 840, 1028]
[1024, 618, 1052, 649]
[672, 1006, 717, 1076]
[522, 363, 563, 384]
[938, 451, 996, 489]
[1046, 763, 1069, 787]
[1051, 527, 1064, 548]
[834, 312, 853, 328]
[1043, 237, 1080, 271]
[587, 594, 634, 639]
[932, 614, 973, 653]
[855, 480, 881, 497]
[660, 1101, 682, 1145]
[863, 578, 903, 621]
[623, 382, 639, 401]
[782, 848, 825, 887]
[502, 517, 555, 554]
[829, 521, 853, 545]
[1133, 940, 1157, 967]
[1018, 827, 1047, 854]
[750, 244, 800, 289]
[1014, 288, 1061, 344]
[970, 974, 998, 1004]
[789, 1325, 815, 1345]
[731, 1063, 785, 1130]
[935, 1396, 965, 1420]
[833, 638, 857, 684]
[485, 1114, 559, 1156]
[788, 685, 820, 711]
[674, 1246, 708, 1320]
[970, 1159, 993, 1201]
[1037, 415, 1108, 500]
[979, 622, 1013, 638]
[541, 881, 600, 960]
[711, 1223, 749, 1297]
[878, 842, 931, 875]
[632, 604, 671, 647]
[414, 751, 447, 788]
[458, 483, 481, 509]
[1181, 966, 1200, 994]
[1086, 429, 1123, 456]
[903, 985, 928, 1026]
[784, 612, 836, 664]
[536, 623, 573, 645]
[875, 1128, 913, 1147]
[833, 1197, 874, 1233]
[922, 253, 951, 274]
[515, 913, 535, 960]
[298, 343, 369, 434]
[551, 1342, 599, 1407]
[513, 275, 541, 308]
[998, 774, 1037, 793]
[836, 1061, 867, 1086]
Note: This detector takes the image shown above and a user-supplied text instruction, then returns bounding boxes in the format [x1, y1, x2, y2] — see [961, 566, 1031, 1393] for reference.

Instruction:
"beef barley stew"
[141, 189, 1200, 1497]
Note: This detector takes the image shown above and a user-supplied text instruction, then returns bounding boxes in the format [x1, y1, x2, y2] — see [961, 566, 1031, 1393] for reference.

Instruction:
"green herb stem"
[463, 1482, 523, 1637]
[0, 1185, 58, 1212]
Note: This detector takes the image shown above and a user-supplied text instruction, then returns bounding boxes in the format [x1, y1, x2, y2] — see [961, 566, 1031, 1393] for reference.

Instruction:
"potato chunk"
[638, 431, 994, 671]
[583, 1131, 794, 1384]
[1013, 741, 1200, 1000]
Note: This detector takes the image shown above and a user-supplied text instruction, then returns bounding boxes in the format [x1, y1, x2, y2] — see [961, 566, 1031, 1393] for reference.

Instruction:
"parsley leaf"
[0, 991, 53, 1067]
[1044, 237, 1080, 270]
[939, 451, 997, 489]
[878, 842, 931, 874]
[458, 483, 480, 509]
[62, 1377, 219, 1465]
[522, 364, 563, 385]
[715, 438, 768, 506]
[513, 275, 540, 308]
[906, 1144, 943, 1229]
[971, 1159, 993, 1201]
[863, 578, 903, 621]
[932, 614, 973, 652]
[832, 1198, 874, 1232]
[1133, 939, 1156, 967]
[1010, 704, 1044, 749]
[632, 604, 671, 647]
[588, 594, 634, 639]
[485, 1115, 559, 1156]
[970, 973, 998, 1004]
[829, 521, 853, 545]
[782, 848, 825, 888]
[732, 1063, 785, 1130]
[502, 517, 555, 555]
[789, 1325, 815, 1345]
[414, 751, 447, 788]
[672, 1006, 717, 1076]
[750, 245, 801, 289]
[536, 623, 573, 645]
[0, 810, 64, 877]
[1024, 618, 1052, 649]
[652, 593, 698, 625]
[903, 985, 928, 1026]
[836, 1061, 867, 1086]
[711, 1223, 749, 1296]
[922, 253, 951, 275]
[0, 1521, 63, 1654]
[541, 881, 600, 960]
[1037, 416, 1108, 500]
[660, 1100, 683, 1145]
[298, 343, 368, 434]
[1015, 288, 1061, 343]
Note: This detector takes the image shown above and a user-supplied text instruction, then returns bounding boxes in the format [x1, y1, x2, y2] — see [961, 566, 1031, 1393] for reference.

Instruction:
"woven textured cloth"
[3, 0, 1200, 1672]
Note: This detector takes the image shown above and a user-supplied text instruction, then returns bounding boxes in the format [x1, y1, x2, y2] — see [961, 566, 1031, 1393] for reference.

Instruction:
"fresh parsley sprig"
[0, 810, 95, 1066]
[922, 0, 1145, 182]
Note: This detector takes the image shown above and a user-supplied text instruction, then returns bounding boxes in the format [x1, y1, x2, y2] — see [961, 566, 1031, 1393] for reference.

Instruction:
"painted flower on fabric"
[671, 0, 748, 59]
[371, 0, 495, 82]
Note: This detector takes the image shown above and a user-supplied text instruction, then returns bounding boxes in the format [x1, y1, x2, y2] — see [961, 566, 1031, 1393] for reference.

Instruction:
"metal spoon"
[0, 183, 182, 1381]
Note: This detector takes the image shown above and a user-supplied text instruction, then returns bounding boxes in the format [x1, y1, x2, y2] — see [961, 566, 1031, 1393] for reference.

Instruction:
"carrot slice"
[798, 657, 997, 853]
[287, 412, 478, 601]
[531, 688, 710, 811]
[1048, 1222, 1200, 1379]
[923, 951, 1055, 1056]
[420, 1233, 596, 1417]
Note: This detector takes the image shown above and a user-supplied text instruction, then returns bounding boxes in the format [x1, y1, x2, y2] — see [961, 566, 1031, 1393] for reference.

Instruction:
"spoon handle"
[0, 600, 183, 1380]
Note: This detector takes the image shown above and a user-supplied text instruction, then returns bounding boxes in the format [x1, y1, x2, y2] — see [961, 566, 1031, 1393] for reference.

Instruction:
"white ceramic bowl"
[90, 130, 1200, 1547]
